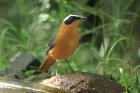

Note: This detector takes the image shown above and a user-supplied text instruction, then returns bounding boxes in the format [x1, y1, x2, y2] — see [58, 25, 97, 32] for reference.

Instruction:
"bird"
[38, 14, 86, 72]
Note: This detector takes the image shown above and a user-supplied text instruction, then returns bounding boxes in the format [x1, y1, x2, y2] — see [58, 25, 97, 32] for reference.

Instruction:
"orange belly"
[49, 28, 79, 59]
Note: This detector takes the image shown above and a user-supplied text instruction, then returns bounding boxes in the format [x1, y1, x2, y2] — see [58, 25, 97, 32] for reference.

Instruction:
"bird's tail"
[38, 54, 55, 72]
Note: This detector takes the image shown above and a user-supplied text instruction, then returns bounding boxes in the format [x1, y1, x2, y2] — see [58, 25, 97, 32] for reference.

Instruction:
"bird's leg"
[55, 60, 60, 81]
[65, 59, 74, 72]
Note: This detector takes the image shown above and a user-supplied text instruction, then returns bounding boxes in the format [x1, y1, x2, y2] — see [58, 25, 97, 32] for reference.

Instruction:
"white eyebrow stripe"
[63, 14, 81, 22]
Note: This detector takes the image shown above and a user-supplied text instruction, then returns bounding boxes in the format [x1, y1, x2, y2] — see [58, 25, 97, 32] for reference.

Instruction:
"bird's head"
[63, 14, 86, 27]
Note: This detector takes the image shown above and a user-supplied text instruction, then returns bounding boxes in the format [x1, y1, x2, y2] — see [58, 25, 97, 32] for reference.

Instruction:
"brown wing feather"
[38, 32, 57, 72]
[46, 32, 57, 55]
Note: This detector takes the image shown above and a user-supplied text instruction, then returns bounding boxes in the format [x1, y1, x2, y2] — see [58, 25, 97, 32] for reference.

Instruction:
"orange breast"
[50, 23, 80, 59]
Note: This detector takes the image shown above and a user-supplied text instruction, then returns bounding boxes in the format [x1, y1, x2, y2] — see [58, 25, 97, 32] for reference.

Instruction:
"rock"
[40, 72, 124, 93]
[5, 52, 40, 79]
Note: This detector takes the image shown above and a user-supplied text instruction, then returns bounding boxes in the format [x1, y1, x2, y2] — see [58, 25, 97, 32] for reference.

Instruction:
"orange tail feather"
[38, 54, 55, 72]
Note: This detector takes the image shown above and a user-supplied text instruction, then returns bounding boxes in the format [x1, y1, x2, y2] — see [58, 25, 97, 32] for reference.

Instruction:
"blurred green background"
[0, 0, 140, 92]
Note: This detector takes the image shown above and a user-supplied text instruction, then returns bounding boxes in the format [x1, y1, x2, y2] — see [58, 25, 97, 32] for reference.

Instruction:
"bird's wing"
[46, 32, 57, 55]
